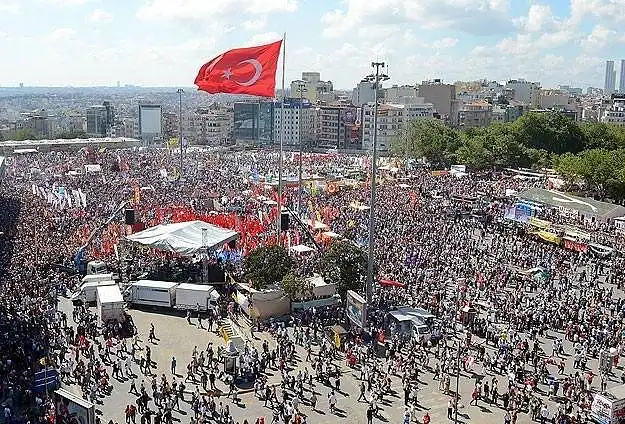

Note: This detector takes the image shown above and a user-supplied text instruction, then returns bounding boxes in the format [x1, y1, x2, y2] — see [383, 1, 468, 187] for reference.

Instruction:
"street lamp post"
[295, 81, 307, 216]
[364, 62, 389, 305]
[177, 88, 184, 177]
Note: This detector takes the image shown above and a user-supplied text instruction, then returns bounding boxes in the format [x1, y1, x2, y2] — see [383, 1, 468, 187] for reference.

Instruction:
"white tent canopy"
[127, 220, 239, 256]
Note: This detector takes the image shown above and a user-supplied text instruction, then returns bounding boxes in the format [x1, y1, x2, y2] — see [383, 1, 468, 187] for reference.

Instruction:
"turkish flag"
[194, 40, 282, 98]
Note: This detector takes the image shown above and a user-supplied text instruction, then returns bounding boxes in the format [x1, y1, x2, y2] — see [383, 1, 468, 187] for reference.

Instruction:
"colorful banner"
[563, 238, 588, 253]
[537, 230, 561, 245]
[528, 217, 550, 229]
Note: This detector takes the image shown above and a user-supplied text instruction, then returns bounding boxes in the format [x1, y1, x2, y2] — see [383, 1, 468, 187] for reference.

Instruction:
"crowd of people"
[1, 146, 625, 424]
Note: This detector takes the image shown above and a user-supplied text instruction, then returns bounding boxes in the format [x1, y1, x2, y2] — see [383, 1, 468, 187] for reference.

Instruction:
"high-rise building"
[418, 79, 460, 123]
[273, 98, 316, 146]
[361, 101, 434, 152]
[289, 72, 333, 103]
[233, 101, 274, 144]
[86, 105, 108, 137]
[317, 105, 361, 149]
[352, 81, 379, 107]
[620, 60, 625, 94]
[605, 60, 616, 95]
[138, 103, 163, 143]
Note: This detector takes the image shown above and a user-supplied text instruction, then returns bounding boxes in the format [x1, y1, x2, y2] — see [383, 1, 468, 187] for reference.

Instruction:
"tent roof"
[517, 187, 625, 218]
[127, 220, 239, 256]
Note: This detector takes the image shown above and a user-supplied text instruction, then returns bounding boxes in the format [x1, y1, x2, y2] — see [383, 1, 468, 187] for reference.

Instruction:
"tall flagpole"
[277, 33, 286, 244]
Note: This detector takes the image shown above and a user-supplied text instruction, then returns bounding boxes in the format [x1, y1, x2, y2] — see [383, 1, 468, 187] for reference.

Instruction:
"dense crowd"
[1, 147, 625, 424]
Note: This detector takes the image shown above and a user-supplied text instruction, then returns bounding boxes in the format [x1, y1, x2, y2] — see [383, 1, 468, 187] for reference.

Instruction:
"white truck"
[96, 285, 125, 323]
[590, 385, 625, 424]
[126, 280, 178, 308]
[71, 280, 117, 304]
[174, 283, 220, 312]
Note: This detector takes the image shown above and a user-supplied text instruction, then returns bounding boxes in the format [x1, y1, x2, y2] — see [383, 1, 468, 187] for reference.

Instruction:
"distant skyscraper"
[605, 60, 616, 95]
[620, 60, 625, 93]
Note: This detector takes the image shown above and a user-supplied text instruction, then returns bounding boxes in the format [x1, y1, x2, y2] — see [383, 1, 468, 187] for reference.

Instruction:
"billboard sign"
[346, 290, 367, 328]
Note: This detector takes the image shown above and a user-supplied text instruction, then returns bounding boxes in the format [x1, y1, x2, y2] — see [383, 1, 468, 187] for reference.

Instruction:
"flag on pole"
[194, 40, 282, 98]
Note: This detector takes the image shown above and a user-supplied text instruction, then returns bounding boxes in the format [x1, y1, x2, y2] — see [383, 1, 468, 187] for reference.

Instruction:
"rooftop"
[518, 187, 625, 218]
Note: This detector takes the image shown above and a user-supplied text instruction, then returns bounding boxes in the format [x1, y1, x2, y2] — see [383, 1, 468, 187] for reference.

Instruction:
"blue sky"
[0, 0, 624, 89]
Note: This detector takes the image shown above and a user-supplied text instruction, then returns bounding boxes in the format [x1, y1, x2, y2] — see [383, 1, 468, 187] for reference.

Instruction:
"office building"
[418, 79, 459, 124]
[505, 79, 541, 107]
[605, 60, 616, 96]
[289, 72, 333, 103]
[61, 111, 86, 134]
[233, 101, 274, 144]
[181, 105, 233, 145]
[317, 105, 361, 149]
[273, 98, 316, 146]
[352, 81, 379, 107]
[138, 104, 163, 143]
[602, 94, 625, 126]
[361, 101, 434, 152]
[458, 101, 493, 128]
[383, 85, 418, 103]
[86, 105, 108, 137]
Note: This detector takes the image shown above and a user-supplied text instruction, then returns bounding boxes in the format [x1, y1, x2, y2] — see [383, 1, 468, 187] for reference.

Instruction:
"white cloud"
[46, 0, 93, 5]
[248, 32, 281, 46]
[321, 0, 512, 39]
[137, 0, 296, 23]
[570, 0, 625, 25]
[89, 8, 113, 22]
[0, 0, 19, 13]
[45, 27, 75, 42]
[242, 16, 267, 31]
[524, 4, 553, 32]
[431, 37, 458, 49]
[580, 24, 615, 50]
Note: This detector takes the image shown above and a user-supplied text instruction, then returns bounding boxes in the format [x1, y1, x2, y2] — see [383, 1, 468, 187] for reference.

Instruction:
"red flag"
[194, 40, 282, 98]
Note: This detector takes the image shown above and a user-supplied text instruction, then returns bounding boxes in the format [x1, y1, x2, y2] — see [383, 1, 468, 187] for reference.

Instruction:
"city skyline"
[1, 0, 625, 89]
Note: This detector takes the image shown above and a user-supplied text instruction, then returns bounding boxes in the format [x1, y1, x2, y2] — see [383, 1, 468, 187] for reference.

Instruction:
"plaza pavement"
[57, 267, 625, 424]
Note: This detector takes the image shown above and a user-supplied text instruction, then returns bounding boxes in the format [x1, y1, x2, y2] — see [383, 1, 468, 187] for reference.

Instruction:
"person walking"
[358, 382, 366, 402]
[328, 390, 337, 414]
[170, 356, 176, 375]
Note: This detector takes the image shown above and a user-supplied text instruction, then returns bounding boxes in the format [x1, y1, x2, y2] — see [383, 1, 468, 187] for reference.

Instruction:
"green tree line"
[391, 113, 625, 200]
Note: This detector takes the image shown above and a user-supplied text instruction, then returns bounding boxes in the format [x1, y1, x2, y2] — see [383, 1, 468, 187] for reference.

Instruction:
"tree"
[555, 149, 625, 200]
[281, 271, 313, 301]
[7, 128, 39, 141]
[320, 240, 367, 299]
[242, 245, 294, 290]
[511, 112, 585, 154]
[391, 118, 460, 167]
[580, 122, 625, 150]
[57, 130, 88, 139]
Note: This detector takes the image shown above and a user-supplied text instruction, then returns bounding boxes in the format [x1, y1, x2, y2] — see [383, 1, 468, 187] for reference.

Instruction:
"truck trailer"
[96, 285, 125, 323]
[71, 280, 117, 304]
[126, 280, 177, 308]
[174, 283, 220, 312]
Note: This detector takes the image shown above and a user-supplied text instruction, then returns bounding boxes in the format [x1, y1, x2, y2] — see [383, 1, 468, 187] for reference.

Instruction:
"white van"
[71, 280, 117, 303]
[412, 321, 432, 342]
